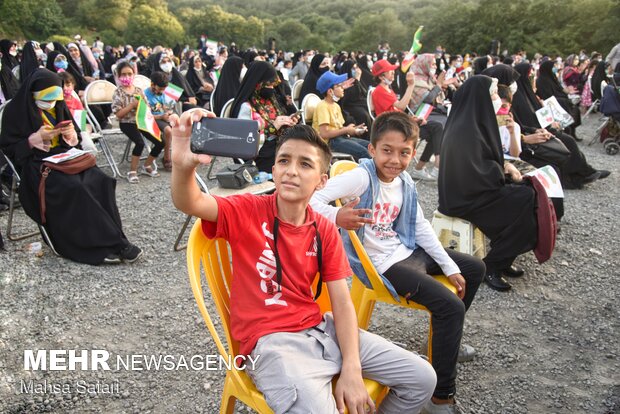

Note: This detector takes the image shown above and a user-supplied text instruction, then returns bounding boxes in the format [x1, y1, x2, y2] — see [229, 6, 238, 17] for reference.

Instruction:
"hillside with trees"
[0, 0, 617, 55]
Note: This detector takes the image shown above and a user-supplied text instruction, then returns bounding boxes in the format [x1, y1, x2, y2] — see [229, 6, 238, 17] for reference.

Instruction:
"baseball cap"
[372, 59, 399, 76]
[317, 71, 348, 94]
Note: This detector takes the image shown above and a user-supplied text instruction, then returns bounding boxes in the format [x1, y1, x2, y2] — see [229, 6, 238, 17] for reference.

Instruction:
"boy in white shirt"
[310, 111, 485, 414]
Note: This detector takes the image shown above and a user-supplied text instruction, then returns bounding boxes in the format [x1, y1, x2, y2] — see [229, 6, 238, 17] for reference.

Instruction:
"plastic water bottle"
[253, 172, 272, 184]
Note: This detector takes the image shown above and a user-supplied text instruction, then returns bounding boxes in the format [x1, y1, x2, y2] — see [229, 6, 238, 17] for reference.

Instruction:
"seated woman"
[439, 75, 538, 292]
[184, 55, 214, 109]
[152, 52, 197, 112]
[371, 60, 444, 181]
[338, 60, 372, 139]
[211, 56, 244, 116]
[0, 68, 142, 265]
[1, 49, 20, 103]
[298, 54, 330, 103]
[409, 53, 453, 127]
[230, 61, 298, 172]
[508, 63, 609, 189]
[536, 60, 582, 139]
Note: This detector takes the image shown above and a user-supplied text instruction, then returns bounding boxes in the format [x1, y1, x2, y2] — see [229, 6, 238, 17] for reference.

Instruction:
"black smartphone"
[191, 117, 260, 159]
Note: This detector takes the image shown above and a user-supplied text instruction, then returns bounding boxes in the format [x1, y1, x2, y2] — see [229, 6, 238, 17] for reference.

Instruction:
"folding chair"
[83, 80, 123, 177]
[330, 160, 457, 361]
[292, 79, 304, 110]
[205, 98, 236, 181]
[300, 93, 321, 125]
[209, 84, 217, 113]
[132, 74, 151, 92]
[186, 220, 386, 413]
[589, 80, 610, 146]
[367, 87, 376, 121]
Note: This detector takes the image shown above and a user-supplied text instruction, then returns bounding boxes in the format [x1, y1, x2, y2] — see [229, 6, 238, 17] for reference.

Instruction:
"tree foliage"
[0, 0, 616, 57]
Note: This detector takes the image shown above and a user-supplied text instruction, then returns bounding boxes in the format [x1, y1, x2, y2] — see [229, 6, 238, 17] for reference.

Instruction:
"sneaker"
[126, 171, 139, 184]
[410, 168, 435, 181]
[421, 399, 462, 414]
[102, 254, 122, 264]
[139, 164, 160, 178]
[420, 339, 476, 363]
[120, 243, 143, 263]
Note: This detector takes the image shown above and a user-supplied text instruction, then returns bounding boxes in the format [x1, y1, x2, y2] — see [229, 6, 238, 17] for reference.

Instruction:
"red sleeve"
[316, 216, 352, 282]
[372, 87, 398, 116]
[201, 194, 257, 243]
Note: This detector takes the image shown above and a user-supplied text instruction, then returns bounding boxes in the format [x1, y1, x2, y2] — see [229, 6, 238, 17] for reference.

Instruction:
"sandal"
[127, 171, 139, 184]
[139, 164, 160, 178]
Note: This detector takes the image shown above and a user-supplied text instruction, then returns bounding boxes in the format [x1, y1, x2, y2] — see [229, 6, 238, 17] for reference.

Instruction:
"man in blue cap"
[312, 71, 370, 161]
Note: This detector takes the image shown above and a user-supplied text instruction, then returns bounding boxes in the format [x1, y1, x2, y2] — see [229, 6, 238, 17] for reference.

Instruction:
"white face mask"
[160, 62, 173, 73]
[9, 50, 17, 57]
[439, 63, 445, 71]
[367, 60, 373, 70]
[492, 97, 502, 114]
[239, 66, 247, 82]
[509, 82, 518, 95]
[331, 91, 340, 102]
[35, 100, 56, 110]
[382, 76, 391, 85]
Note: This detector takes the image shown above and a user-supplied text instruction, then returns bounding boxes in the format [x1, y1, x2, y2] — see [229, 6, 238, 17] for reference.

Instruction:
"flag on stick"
[415, 103, 433, 120]
[135, 96, 161, 141]
[72, 109, 87, 131]
[401, 26, 424, 73]
[164, 83, 184, 102]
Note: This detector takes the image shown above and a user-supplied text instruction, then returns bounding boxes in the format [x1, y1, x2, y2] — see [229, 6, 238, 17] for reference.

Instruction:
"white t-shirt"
[310, 167, 460, 275]
[499, 122, 522, 159]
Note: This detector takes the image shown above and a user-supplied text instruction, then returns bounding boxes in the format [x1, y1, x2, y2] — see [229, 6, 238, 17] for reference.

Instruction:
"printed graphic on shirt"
[256, 222, 287, 307]
[370, 202, 400, 241]
[306, 236, 318, 257]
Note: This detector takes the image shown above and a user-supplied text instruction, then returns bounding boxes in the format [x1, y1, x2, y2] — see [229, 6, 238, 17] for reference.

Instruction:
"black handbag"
[525, 137, 570, 165]
[215, 164, 258, 189]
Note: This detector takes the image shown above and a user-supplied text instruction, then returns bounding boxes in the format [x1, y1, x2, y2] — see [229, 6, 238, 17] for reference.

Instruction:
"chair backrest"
[209, 84, 217, 112]
[301, 93, 321, 125]
[292, 79, 304, 108]
[133, 74, 151, 91]
[329, 160, 394, 299]
[187, 219, 332, 359]
[0, 100, 8, 136]
[367, 87, 376, 121]
[220, 98, 234, 118]
[84, 80, 117, 105]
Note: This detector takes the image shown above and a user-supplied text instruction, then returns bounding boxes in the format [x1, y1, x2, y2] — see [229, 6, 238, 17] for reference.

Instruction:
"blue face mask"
[55, 60, 68, 70]
[351, 69, 357, 78]
[93, 52, 100, 59]
[552, 67, 558, 75]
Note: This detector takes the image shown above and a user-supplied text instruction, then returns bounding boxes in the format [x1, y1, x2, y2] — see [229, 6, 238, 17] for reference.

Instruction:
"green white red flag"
[401, 26, 424, 73]
[164, 83, 184, 102]
[135, 96, 161, 141]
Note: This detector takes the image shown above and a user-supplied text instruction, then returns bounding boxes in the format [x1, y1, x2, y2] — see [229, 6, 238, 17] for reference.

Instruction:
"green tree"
[77, 0, 132, 32]
[124, 5, 184, 46]
[340, 10, 408, 52]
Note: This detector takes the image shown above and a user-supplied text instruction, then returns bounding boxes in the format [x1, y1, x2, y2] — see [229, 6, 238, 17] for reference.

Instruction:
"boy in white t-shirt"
[170, 110, 436, 414]
[310, 111, 485, 414]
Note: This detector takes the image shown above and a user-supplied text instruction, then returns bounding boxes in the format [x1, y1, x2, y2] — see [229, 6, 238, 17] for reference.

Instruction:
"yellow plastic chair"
[186, 220, 386, 414]
[330, 160, 458, 361]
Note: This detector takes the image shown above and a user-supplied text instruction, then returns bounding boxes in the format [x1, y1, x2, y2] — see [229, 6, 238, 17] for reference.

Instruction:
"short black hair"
[276, 125, 332, 173]
[370, 111, 419, 147]
[498, 84, 512, 103]
[150, 71, 169, 87]
[58, 71, 76, 87]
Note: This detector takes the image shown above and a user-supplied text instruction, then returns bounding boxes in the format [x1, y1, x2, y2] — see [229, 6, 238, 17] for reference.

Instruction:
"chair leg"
[39, 225, 59, 256]
[173, 215, 194, 251]
[206, 156, 218, 180]
[426, 321, 433, 364]
[219, 385, 236, 414]
[7, 176, 38, 241]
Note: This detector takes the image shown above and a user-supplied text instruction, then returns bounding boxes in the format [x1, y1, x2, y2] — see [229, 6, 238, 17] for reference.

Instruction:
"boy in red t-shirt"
[170, 110, 436, 414]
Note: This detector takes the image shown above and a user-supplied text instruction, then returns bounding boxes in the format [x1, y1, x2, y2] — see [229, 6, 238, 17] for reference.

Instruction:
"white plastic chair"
[367, 87, 376, 121]
[292, 79, 304, 109]
[300, 93, 321, 125]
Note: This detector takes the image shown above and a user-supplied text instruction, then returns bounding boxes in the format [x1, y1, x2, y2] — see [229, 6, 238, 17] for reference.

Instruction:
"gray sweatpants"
[248, 313, 436, 414]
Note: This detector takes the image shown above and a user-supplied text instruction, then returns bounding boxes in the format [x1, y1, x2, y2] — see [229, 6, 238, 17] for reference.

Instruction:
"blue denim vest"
[341, 159, 418, 301]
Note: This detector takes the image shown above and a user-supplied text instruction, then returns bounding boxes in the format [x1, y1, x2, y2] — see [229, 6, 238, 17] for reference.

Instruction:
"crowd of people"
[1, 33, 619, 414]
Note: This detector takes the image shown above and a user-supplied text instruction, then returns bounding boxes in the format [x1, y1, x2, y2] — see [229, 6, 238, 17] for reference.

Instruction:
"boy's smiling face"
[273, 140, 328, 203]
[368, 130, 415, 182]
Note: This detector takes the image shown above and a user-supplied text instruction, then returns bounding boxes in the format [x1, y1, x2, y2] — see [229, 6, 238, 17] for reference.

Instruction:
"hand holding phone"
[191, 117, 260, 159]
[54, 120, 73, 130]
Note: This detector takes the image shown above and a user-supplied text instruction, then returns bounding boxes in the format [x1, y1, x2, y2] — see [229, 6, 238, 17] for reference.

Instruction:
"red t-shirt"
[202, 193, 351, 355]
[372, 86, 399, 116]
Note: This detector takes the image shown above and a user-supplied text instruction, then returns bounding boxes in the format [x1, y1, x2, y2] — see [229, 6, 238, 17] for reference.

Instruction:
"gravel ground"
[0, 115, 619, 414]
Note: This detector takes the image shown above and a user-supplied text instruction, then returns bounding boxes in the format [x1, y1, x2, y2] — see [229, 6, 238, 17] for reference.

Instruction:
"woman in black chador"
[438, 75, 538, 292]
[0, 69, 141, 265]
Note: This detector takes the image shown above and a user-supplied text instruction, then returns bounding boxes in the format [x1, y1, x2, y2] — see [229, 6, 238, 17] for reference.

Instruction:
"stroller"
[596, 84, 620, 155]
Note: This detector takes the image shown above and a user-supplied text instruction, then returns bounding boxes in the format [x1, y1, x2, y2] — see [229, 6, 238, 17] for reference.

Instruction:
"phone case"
[190, 118, 260, 159]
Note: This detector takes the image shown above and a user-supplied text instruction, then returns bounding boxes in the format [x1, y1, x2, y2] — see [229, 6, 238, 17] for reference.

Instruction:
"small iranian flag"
[401, 25, 424, 73]
[72, 109, 87, 131]
[135, 96, 161, 141]
[164, 83, 184, 102]
[415, 103, 433, 120]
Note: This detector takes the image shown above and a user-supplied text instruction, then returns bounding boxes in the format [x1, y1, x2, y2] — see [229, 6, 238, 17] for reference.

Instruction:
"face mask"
[331, 91, 340, 102]
[455, 62, 462, 68]
[54, 60, 67, 71]
[351, 69, 357, 78]
[552, 67, 558, 75]
[63, 88, 73, 98]
[239, 66, 247, 82]
[439, 63, 445, 71]
[319, 66, 329, 74]
[9, 50, 17, 57]
[509, 82, 518, 95]
[497, 105, 510, 115]
[259, 87, 275, 99]
[35, 100, 56, 110]
[119, 76, 133, 87]
[382, 77, 391, 85]
[36, 50, 46, 59]
[160, 62, 173, 73]
[93, 52, 100, 59]
[487, 63, 493, 69]
[367, 61, 373, 70]
[492, 97, 502, 114]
